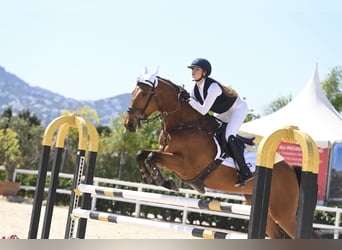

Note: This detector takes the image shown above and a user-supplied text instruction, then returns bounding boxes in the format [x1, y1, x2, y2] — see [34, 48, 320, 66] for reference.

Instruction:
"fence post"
[135, 186, 142, 218]
[295, 132, 319, 238]
[27, 114, 99, 239]
[76, 119, 99, 239]
[248, 126, 319, 239]
[29, 115, 86, 239]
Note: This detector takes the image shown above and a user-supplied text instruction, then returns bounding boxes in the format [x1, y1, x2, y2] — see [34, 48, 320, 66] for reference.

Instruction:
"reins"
[141, 104, 182, 125]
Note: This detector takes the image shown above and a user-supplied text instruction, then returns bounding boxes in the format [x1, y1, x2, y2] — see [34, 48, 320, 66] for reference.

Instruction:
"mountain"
[0, 66, 131, 127]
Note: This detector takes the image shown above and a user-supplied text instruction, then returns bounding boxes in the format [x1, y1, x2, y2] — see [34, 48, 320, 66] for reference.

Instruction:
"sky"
[0, 0, 341, 115]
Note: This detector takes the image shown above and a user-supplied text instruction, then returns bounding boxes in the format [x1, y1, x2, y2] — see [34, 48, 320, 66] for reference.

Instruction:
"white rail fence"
[3, 167, 342, 239]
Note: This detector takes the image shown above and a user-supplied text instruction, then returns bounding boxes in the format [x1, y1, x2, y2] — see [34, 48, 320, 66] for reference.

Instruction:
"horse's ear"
[137, 66, 159, 87]
[152, 66, 159, 78]
[137, 67, 149, 83]
[143, 67, 148, 74]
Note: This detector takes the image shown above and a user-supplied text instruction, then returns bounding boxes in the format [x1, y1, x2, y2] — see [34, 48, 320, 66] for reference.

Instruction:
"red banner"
[276, 141, 329, 202]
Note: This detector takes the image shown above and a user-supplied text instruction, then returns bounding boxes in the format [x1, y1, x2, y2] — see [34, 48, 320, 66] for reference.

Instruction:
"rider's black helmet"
[187, 58, 212, 76]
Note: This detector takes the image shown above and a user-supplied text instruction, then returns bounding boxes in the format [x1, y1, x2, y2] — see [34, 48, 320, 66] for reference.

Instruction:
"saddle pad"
[213, 138, 284, 174]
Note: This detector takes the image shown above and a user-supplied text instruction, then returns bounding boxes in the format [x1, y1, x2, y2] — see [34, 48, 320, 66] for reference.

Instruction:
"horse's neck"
[157, 78, 218, 133]
[163, 105, 218, 134]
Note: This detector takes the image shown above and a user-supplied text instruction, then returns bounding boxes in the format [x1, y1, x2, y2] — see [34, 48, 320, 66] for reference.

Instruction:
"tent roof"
[240, 64, 342, 143]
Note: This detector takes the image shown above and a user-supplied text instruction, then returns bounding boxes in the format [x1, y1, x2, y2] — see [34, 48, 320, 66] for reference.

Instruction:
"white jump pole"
[76, 184, 251, 215]
[72, 208, 247, 239]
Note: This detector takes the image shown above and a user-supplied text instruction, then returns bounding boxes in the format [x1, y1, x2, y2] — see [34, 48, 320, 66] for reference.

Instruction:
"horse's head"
[124, 67, 163, 132]
[125, 67, 205, 132]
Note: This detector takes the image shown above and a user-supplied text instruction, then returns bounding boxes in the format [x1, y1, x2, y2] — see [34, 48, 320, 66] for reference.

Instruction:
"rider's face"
[191, 67, 204, 81]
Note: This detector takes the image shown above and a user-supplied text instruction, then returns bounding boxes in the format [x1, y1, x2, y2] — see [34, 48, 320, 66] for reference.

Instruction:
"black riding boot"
[228, 135, 254, 187]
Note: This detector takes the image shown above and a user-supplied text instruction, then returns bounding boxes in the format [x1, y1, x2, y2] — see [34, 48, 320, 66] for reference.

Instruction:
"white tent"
[240, 63, 342, 145]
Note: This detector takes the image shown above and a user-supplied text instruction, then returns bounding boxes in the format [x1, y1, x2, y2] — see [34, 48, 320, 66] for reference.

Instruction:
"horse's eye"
[142, 91, 148, 97]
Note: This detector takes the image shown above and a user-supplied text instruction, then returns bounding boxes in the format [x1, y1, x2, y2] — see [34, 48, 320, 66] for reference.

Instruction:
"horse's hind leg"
[268, 162, 299, 239]
[266, 215, 289, 239]
[244, 195, 286, 239]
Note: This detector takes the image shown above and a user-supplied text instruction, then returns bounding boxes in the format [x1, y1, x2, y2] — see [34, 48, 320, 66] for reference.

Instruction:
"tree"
[262, 66, 342, 116]
[18, 109, 41, 127]
[322, 66, 342, 112]
[0, 106, 13, 130]
[0, 129, 22, 181]
[0, 107, 44, 171]
[1, 106, 12, 119]
[61, 106, 100, 124]
[263, 95, 293, 115]
[59, 106, 100, 173]
[245, 110, 260, 122]
[96, 113, 161, 181]
[96, 125, 112, 136]
[9, 117, 43, 170]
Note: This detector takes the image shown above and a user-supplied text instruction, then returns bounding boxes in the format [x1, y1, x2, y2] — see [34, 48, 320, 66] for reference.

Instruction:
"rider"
[182, 58, 253, 187]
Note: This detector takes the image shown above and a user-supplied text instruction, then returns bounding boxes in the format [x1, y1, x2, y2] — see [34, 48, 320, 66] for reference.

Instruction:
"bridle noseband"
[127, 78, 190, 128]
[127, 80, 160, 125]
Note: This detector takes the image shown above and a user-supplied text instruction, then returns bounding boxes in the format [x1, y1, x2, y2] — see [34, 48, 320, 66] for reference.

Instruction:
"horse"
[124, 72, 301, 239]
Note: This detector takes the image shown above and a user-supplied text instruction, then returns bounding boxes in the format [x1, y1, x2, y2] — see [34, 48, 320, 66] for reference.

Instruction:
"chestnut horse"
[124, 75, 300, 239]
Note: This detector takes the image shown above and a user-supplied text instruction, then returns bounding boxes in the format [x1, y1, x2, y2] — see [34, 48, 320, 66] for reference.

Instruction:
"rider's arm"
[188, 82, 222, 115]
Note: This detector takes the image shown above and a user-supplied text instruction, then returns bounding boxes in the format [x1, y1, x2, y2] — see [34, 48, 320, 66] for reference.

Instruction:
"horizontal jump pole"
[72, 208, 247, 239]
[76, 184, 251, 215]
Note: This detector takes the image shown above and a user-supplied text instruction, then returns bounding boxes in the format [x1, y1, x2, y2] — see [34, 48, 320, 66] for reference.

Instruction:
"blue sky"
[1, 0, 341, 115]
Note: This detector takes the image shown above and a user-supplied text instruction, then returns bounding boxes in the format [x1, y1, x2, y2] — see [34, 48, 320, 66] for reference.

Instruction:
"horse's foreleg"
[136, 150, 153, 184]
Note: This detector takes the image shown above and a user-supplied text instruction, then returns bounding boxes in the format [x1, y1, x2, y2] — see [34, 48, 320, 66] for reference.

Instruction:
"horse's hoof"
[163, 179, 179, 192]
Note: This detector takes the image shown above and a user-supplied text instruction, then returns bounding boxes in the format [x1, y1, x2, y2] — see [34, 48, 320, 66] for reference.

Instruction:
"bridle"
[127, 80, 159, 125]
[126, 79, 183, 126]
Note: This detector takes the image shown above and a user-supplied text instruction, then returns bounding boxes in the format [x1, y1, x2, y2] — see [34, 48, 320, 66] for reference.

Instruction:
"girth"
[186, 158, 224, 194]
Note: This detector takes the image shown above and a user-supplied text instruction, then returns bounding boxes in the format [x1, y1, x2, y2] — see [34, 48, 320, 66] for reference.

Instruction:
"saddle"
[214, 123, 255, 158]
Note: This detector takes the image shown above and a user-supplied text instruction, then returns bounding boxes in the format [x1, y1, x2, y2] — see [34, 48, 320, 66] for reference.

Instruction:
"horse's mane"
[156, 76, 219, 133]
[156, 76, 186, 92]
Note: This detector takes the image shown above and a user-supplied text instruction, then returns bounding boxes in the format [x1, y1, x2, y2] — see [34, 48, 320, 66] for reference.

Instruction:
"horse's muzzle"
[124, 120, 137, 132]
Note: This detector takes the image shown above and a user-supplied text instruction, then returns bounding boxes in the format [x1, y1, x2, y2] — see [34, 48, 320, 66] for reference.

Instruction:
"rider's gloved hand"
[178, 89, 190, 102]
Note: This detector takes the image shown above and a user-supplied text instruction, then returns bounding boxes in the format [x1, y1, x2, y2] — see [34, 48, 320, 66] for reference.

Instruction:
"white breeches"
[214, 96, 249, 141]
